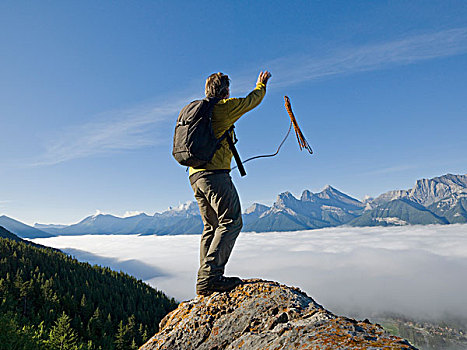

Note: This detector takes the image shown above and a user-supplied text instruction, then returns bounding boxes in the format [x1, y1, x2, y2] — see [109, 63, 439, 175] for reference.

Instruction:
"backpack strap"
[223, 126, 246, 177]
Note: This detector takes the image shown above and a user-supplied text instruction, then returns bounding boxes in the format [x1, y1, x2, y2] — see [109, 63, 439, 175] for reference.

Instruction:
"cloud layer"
[32, 224, 467, 321]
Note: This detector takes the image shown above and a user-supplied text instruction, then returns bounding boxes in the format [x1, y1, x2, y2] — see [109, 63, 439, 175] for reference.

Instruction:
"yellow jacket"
[189, 82, 266, 176]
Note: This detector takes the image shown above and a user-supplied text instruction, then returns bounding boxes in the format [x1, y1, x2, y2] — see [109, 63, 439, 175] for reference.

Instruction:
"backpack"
[172, 98, 247, 175]
[172, 97, 226, 168]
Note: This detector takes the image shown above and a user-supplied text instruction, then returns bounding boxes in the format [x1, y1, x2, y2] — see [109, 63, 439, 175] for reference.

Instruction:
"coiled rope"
[284, 96, 313, 154]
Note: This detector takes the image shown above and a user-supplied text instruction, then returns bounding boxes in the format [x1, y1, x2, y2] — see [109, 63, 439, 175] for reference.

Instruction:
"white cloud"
[32, 27, 467, 165]
[31, 96, 192, 166]
[92, 209, 108, 216]
[122, 211, 143, 218]
[31, 224, 467, 321]
[265, 27, 467, 90]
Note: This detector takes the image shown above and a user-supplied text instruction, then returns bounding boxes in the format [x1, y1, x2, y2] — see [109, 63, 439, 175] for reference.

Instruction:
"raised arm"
[226, 71, 272, 123]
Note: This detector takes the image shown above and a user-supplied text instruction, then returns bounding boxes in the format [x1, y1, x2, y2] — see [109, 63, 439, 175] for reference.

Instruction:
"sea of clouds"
[31, 224, 467, 321]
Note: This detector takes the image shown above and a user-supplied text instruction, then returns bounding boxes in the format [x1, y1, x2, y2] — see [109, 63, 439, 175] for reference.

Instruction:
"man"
[190, 70, 272, 296]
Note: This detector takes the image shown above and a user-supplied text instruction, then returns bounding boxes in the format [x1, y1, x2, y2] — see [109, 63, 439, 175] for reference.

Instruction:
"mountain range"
[2, 173, 466, 238]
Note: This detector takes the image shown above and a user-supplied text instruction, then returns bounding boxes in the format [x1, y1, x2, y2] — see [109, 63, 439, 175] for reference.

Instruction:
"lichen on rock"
[140, 279, 417, 350]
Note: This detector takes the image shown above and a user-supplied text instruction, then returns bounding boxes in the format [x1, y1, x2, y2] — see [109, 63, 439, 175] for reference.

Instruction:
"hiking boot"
[197, 289, 214, 296]
[196, 276, 243, 296]
[210, 276, 243, 292]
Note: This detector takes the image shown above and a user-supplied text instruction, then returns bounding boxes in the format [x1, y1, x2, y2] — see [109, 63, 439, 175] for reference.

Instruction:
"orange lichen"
[140, 280, 416, 350]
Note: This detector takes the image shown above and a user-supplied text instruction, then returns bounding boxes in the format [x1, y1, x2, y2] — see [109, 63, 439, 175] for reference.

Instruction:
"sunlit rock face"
[140, 279, 417, 350]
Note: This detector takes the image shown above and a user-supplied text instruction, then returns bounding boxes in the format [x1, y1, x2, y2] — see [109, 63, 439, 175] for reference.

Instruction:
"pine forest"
[0, 233, 178, 350]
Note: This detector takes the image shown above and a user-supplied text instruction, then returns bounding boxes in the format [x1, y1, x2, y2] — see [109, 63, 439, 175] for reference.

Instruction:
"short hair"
[205, 72, 230, 98]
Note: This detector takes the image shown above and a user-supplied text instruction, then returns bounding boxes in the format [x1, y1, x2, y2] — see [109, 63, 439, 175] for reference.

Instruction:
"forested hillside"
[0, 225, 23, 242]
[0, 235, 178, 349]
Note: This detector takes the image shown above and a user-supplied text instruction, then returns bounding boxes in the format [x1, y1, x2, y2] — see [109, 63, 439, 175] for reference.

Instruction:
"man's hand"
[257, 71, 272, 86]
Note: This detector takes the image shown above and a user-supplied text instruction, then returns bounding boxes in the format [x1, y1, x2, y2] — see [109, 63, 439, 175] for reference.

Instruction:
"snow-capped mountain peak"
[245, 203, 270, 215]
[371, 173, 467, 207]
[164, 201, 200, 216]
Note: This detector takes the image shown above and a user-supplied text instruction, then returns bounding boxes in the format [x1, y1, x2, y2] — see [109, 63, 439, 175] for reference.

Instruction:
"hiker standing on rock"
[189, 71, 271, 295]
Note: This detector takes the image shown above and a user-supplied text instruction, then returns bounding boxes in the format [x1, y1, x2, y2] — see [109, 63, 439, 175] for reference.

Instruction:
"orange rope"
[284, 96, 313, 154]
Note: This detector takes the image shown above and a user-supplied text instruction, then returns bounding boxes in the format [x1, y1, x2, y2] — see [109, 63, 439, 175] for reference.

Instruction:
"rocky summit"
[139, 279, 416, 350]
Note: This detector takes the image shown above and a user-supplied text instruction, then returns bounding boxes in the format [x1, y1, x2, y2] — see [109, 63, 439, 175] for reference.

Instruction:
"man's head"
[205, 72, 230, 99]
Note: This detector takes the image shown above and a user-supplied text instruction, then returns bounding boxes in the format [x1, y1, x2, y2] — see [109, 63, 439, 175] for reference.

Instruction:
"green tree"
[114, 320, 128, 350]
[126, 314, 137, 344]
[0, 313, 41, 350]
[47, 312, 79, 350]
[87, 307, 103, 340]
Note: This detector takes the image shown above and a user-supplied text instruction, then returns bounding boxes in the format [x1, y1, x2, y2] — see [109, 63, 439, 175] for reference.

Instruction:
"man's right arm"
[226, 71, 272, 124]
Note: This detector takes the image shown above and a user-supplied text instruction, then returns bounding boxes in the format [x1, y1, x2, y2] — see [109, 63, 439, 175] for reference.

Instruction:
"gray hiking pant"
[190, 172, 243, 290]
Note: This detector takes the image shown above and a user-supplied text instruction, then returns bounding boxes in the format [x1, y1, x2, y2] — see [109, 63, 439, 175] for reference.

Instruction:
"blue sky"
[1, 1, 467, 225]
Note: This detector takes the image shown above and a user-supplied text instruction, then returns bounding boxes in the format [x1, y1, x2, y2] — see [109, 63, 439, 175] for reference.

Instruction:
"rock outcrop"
[140, 279, 417, 350]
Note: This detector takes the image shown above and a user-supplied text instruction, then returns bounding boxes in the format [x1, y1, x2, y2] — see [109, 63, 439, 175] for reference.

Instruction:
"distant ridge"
[353, 173, 467, 227]
[0, 225, 57, 250]
[0, 225, 23, 241]
[0, 215, 53, 239]
[7, 172, 467, 236]
[31, 202, 203, 236]
[242, 185, 365, 232]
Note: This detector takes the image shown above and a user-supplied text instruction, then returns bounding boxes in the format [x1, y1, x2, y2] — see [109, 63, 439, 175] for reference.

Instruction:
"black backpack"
[172, 97, 246, 176]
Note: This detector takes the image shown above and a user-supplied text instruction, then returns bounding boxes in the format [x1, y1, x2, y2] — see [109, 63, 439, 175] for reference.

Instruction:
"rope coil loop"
[284, 96, 313, 154]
